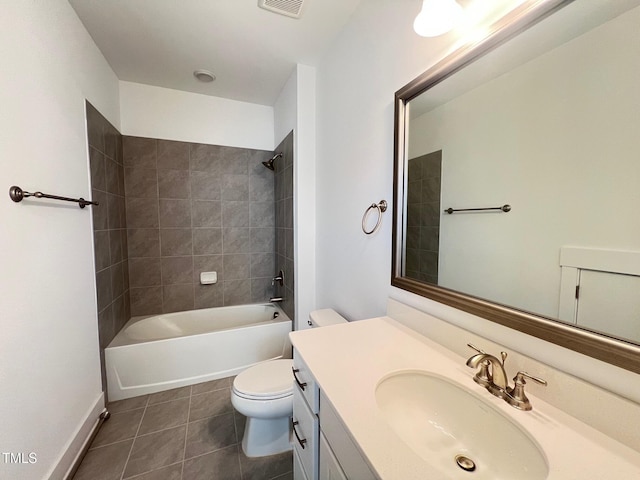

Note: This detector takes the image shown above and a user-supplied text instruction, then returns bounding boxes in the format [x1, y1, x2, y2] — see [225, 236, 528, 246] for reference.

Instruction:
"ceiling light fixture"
[413, 0, 463, 37]
[193, 69, 216, 83]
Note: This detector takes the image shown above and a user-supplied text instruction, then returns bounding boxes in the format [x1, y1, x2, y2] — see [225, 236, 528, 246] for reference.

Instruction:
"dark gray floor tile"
[108, 395, 149, 413]
[148, 385, 192, 405]
[125, 462, 182, 480]
[182, 445, 241, 480]
[138, 397, 189, 435]
[91, 408, 144, 448]
[271, 472, 294, 480]
[73, 439, 132, 480]
[191, 377, 231, 394]
[123, 425, 186, 478]
[239, 450, 293, 480]
[189, 388, 233, 421]
[185, 413, 237, 459]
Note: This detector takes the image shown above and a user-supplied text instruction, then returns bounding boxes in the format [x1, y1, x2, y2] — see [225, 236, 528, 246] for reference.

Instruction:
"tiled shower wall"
[86, 102, 130, 391]
[123, 137, 278, 316]
[406, 150, 442, 284]
[274, 132, 295, 320]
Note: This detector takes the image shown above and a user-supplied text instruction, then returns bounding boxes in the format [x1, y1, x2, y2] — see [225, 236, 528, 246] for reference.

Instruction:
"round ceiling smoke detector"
[193, 70, 216, 83]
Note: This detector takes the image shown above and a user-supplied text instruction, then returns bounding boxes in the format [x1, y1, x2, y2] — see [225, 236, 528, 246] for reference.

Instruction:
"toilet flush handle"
[292, 367, 307, 391]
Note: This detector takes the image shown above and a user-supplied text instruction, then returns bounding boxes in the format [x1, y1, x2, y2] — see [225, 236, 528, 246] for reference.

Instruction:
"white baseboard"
[47, 393, 105, 480]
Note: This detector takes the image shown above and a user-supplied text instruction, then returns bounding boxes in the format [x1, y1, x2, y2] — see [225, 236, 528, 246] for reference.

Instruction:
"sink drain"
[455, 454, 476, 472]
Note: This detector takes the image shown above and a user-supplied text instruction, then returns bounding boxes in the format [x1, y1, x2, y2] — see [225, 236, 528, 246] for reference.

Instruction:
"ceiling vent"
[258, 0, 305, 19]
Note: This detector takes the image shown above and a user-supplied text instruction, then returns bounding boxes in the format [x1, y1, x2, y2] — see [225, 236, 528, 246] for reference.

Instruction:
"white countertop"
[289, 317, 640, 479]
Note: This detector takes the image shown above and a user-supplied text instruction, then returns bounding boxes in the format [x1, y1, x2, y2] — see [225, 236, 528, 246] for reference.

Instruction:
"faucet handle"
[515, 371, 547, 386]
[507, 371, 547, 411]
[500, 351, 508, 366]
[467, 343, 486, 354]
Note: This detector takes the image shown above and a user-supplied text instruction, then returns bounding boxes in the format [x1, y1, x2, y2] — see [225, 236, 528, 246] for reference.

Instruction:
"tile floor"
[73, 377, 292, 480]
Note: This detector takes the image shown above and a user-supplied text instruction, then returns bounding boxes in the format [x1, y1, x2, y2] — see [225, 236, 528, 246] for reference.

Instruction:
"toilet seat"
[233, 359, 294, 400]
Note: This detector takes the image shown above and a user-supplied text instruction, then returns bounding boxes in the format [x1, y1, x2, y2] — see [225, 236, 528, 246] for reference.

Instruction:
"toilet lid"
[233, 359, 294, 399]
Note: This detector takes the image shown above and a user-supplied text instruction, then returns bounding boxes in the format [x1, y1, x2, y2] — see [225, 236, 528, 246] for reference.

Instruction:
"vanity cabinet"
[293, 350, 377, 480]
[292, 351, 319, 480]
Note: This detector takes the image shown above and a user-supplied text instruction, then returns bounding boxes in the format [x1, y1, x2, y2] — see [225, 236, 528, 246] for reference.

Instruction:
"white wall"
[315, 0, 474, 320]
[0, 1, 120, 479]
[314, 0, 640, 406]
[274, 65, 318, 329]
[408, 5, 640, 319]
[119, 81, 274, 150]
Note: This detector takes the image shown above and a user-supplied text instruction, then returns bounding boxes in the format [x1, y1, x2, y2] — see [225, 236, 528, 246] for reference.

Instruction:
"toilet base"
[241, 415, 292, 457]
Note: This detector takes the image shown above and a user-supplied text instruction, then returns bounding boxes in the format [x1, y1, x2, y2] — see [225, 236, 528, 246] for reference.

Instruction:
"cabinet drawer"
[319, 432, 347, 480]
[293, 384, 319, 480]
[293, 350, 319, 413]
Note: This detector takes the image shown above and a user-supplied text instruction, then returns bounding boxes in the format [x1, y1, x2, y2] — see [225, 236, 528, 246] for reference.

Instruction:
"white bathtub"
[105, 303, 292, 401]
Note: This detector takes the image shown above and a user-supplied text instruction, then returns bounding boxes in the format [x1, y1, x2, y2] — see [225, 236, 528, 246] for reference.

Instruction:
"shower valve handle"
[272, 270, 284, 286]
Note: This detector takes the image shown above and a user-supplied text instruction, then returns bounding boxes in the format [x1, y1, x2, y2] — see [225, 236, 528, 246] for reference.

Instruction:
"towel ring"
[362, 200, 387, 235]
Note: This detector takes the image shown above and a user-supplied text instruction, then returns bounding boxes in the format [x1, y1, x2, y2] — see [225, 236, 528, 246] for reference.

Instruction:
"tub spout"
[269, 297, 283, 302]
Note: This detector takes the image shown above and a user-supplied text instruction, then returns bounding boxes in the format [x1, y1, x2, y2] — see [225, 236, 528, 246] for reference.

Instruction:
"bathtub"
[105, 303, 292, 401]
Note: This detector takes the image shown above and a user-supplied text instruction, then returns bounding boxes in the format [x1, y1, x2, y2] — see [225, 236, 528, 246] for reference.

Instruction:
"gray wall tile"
[191, 171, 221, 200]
[130, 287, 162, 316]
[193, 228, 222, 255]
[126, 197, 159, 228]
[129, 258, 162, 287]
[87, 102, 129, 397]
[192, 200, 222, 227]
[190, 144, 222, 173]
[127, 229, 160, 257]
[163, 284, 195, 313]
[250, 202, 275, 227]
[159, 199, 192, 228]
[223, 280, 251, 306]
[162, 256, 194, 285]
[123, 136, 157, 169]
[221, 174, 248, 201]
[194, 283, 223, 309]
[222, 228, 250, 254]
[157, 139, 189, 170]
[124, 167, 158, 198]
[94, 231, 111, 271]
[223, 254, 250, 280]
[122, 135, 279, 315]
[221, 201, 248, 227]
[160, 229, 193, 256]
[158, 169, 190, 199]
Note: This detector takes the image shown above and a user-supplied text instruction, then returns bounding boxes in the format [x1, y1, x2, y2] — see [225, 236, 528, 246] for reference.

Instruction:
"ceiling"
[69, 0, 366, 106]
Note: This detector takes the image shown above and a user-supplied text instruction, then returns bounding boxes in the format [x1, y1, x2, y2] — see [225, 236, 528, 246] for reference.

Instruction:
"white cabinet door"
[577, 269, 640, 343]
[319, 433, 347, 480]
[294, 446, 309, 480]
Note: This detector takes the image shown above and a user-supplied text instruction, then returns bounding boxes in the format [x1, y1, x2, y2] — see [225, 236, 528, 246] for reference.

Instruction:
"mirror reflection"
[401, 2, 640, 345]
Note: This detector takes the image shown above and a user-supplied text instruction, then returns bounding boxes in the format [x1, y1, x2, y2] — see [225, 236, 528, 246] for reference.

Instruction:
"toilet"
[231, 309, 347, 457]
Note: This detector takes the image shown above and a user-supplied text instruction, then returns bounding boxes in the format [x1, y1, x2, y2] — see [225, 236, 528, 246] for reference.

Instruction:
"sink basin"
[375, 371, 549, 479]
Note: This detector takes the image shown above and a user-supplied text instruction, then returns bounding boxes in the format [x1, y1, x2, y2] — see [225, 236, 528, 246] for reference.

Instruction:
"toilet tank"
[308, 309, 347, 328]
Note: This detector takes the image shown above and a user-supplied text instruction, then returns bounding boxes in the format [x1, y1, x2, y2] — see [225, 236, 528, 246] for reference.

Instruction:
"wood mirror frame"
[391, 0, 640, 374]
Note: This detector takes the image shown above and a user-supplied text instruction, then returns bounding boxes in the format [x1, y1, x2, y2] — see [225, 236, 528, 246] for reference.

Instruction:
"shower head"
[262, 152, 283, 171]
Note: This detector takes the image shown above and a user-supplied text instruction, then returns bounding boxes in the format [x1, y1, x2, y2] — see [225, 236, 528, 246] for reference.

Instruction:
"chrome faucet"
[466, 343, 547, 410]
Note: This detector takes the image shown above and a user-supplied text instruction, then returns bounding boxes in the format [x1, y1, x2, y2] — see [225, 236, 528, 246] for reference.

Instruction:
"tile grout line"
[118, 394, 150, 480]
[180, 384, 193, 480]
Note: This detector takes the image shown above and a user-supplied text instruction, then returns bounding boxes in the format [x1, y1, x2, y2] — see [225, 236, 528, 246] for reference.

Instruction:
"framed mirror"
[392, 0, 640, 374]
